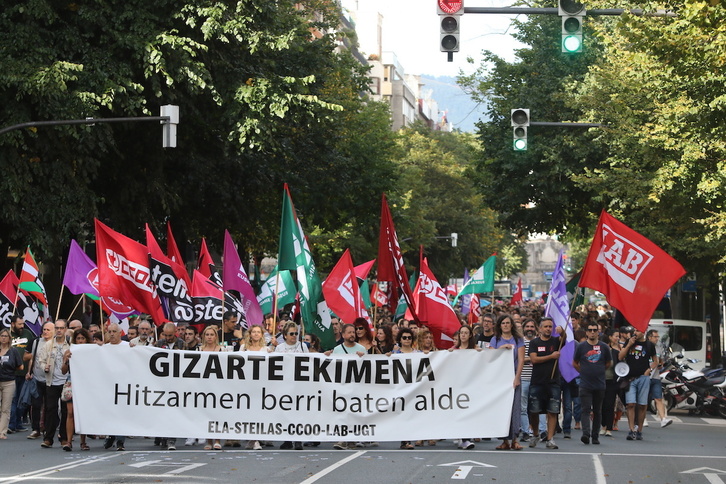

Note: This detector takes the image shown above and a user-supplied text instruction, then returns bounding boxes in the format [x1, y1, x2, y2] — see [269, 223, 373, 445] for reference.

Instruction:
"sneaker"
[661, 418, 673, 428]
[459, 440, 475, 450]
[185, 438, 196, 446]
[626, 431, 636, 441]
[636, 431, 643, 441]
[581, 435, 590, 445]
[604, 430, 612, 437]
[6, 429, 14, 434]
[643, 419, 649, 427]
[104, 437, 116, 449]
[280, 441, 293, 449]
[546, 440, 558, 449]
[333, 442, 348, 450]
[540, 431, 548, 440]
[294, 442, 303, 450]
[117, 444, 125, 451]
[354, 442, 365, 448]
[599, 428, 606, 435]
[40, 441, 52, 448]
[529, 436, 540, 448]
[27, 431, 40, 440]
[253, 441, 262, 450]
[563, 433, 571, 439]
[520, 433, 531, 442]
[168, 444, 176, 451]
[592, 437, 600, 445]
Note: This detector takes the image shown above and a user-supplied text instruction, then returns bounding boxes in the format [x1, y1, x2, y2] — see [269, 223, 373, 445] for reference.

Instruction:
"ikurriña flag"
[94, 219, 166, 324]
[18, 247, 47, 306]
[578, 211, 686, 332]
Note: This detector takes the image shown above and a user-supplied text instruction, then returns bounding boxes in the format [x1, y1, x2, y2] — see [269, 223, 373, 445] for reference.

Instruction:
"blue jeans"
[561, 378, 581, 433]
[521, 380, 546, 435]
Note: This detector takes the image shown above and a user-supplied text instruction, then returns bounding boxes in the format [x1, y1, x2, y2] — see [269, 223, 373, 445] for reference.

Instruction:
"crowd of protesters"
[2, 297, 672, 452]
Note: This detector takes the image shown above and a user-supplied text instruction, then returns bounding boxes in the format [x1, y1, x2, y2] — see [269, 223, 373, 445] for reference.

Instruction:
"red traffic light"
[437, 0, 463, 15]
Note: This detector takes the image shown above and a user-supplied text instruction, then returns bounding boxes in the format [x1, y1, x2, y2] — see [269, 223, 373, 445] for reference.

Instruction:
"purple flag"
[545, 250, 578, 382]
[63, 240, 137, 318]
[460, 267, 471, 314]
[223, 230, 263, 326]
[63, 240, 99, 296]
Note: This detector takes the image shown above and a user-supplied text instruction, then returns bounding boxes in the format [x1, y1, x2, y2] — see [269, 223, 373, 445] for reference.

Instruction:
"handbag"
[60, 379, 72, 402]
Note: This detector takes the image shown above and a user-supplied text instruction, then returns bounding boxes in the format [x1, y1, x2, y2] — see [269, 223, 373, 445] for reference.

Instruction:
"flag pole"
[271, 270, 281, 335]
[67, 295, 83, 320]
[55, 281, 64, 321]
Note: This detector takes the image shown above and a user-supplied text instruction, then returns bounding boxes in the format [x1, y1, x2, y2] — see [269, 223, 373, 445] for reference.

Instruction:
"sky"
[342, 0, 527, 78]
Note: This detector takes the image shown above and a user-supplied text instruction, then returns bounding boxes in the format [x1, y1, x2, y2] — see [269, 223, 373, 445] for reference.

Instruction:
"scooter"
[656, 353, 726, 418]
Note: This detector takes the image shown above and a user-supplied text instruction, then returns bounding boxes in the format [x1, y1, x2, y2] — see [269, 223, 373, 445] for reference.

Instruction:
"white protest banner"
[71, 345, 514, 441]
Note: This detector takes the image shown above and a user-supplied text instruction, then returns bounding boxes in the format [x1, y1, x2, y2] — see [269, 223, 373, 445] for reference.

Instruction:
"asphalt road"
[0, 410, 724, 483]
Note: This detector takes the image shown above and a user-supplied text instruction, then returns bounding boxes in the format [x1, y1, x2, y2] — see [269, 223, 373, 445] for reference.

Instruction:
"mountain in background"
[419, 75, 488, 133]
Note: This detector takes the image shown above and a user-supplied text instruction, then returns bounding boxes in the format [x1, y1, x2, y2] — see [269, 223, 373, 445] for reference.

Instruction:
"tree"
[385, 123, 516, 283]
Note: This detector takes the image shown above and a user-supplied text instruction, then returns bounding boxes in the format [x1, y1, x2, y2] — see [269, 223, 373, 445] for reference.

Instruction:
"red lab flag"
[413, 257, 461, 349]
[509, 278, 523, 306]
[95, 219, 166, 324]
[377, 194, 418, 321]
[578, 211, 686, 332]
[322, 249, 369, 326]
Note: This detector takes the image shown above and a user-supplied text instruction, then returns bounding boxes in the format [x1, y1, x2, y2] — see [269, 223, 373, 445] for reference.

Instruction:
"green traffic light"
[562, 34, 582, 53]
[513, 138, 527, 151]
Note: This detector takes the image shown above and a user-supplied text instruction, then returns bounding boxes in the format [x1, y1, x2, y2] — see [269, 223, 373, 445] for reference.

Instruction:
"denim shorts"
[625, 375, 651, 405]
[649, 378, 663, 399]
[528, 383, 561, 414]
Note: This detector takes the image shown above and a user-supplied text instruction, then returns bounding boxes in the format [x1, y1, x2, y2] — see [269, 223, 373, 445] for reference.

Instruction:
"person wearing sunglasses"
[274, 321, 307, 450]
[352, 319, 374, 354]
[392, 327, 419, 450]
[573, 323, 612, 445]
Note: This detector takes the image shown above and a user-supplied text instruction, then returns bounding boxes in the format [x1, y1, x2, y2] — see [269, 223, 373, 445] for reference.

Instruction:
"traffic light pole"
[463, 7, 675, 16]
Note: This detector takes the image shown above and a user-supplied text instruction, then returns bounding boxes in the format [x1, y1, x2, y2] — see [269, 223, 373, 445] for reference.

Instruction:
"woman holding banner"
[197, 327, 224, 450]
[241, 325, 271, 451]
[275, 322, 307, 450]
[373, 326, 395, 354]
[491, 314, 525, 451]
[449, 325, 479, 450]
[0, 329, 23, 440]
[61, 328, 91, 451]
[354, 318, 374, 354]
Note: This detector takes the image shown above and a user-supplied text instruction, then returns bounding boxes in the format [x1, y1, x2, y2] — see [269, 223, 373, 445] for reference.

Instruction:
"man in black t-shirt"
[573, 323, 612, 445]
[618, 326, 656, 441]
[476, 313, 495, 349]
[527, 318, 561, 449]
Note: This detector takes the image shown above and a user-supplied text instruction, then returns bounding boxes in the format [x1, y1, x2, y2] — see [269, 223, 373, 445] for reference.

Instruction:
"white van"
[648, 319, 708, 371]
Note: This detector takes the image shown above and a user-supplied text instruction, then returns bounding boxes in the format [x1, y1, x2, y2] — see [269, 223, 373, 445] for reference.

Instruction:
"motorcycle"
[654, 351, 726, 418]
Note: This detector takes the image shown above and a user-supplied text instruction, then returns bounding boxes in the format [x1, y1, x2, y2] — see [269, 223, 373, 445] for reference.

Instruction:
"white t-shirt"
[332, 342, 366, 354]
[275, 342, 309, 353]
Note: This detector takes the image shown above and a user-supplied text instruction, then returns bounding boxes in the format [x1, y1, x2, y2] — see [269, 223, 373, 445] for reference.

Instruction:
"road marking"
[438, 460, 495, 480]
[681, 467, 726, 484]
[299, 450, 366, 484]
[128, 459, 207, 475]
[701, 418, 726, 426]
[592, 454, 607, 484]
[0, 454, 118, 483]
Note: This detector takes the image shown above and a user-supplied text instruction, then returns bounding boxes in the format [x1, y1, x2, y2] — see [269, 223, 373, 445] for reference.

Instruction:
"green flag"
[257, 266, 296, 315]
[453, 255, 496, 305]
[360, 279, 372, 309]
[394, 271, 418, 319]
[566, 270, 585, 308]
[278, 184, 335, 349]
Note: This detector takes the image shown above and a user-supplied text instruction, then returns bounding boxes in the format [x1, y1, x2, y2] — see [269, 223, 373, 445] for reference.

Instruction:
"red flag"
[377, 194, 417, 321]
[95, 219, 166, 324]
[353, 259, 376, 281]
[467, 294, 481, 325]
[578, 211, 686, 332]
[323, 249, 369, 325]
[413, 257, 461, 349]
[147, 224, 192, 290]
[197, 238, 223, 287]
[166, 222, 185, 266]
[371, 282, 388, 307]
[509, 278, 523, 306]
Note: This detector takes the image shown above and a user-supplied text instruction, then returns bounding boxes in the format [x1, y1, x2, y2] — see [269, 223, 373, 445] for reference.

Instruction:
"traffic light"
[559, 0, 585, 53]
[438, 0, 463, 53]
[511, 108, 529, 151]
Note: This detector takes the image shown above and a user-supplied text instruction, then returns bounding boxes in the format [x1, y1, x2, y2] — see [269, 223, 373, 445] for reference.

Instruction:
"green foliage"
[385, 123, 514, 283]
[0, 0, 397, 267]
